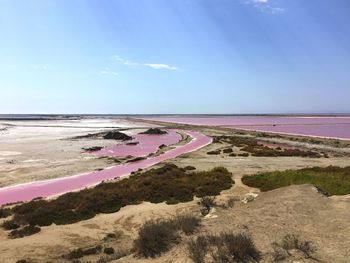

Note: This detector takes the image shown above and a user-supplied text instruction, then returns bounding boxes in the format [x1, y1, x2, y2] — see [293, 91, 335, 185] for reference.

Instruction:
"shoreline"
[0, 130, 212, 206]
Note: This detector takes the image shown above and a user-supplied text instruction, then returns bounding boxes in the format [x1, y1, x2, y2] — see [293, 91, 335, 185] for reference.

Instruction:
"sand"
[0, 118, 152, 187]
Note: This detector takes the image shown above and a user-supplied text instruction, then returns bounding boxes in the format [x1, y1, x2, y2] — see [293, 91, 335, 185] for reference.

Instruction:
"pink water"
[92, 130, 181, 157]
[145, 116, 350, 140]
[0, 130, 211, 206]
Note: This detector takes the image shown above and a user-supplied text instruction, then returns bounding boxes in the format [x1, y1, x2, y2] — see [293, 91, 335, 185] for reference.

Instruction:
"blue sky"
[0, 0, 349, 114]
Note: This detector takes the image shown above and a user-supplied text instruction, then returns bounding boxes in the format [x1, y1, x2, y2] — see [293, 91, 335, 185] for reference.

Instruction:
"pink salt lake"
[92, 130, 182, 157]
[0, 130, 211, 206]
[145, 116, 350, 140]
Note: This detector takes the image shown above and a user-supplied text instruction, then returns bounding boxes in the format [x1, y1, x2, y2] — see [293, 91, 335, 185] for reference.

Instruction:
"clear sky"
[0, 0, 349, 114]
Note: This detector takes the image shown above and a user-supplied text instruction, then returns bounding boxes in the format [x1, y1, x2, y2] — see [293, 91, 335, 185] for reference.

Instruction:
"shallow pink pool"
[145, 116, 350, 140]
[92, 130, 181, 157]
[0, 130, 211, 206]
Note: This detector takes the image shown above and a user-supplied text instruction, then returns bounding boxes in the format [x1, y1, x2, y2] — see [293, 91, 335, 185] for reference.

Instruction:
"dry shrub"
[272, 234, 317, 261]
[174, 214, 201, 235]
[187, 236, 208, 263]
[134, 214, 201, 258]
[133, 219, 180, 258]
[199, 196, 216, 216]
[187, 232, 261, 263]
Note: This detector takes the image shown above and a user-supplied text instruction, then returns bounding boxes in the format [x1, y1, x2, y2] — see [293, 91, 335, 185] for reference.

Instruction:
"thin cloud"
[113, 55, 179, 71]
[30, 64, 49, 70]
[144, 63, 178, 71]
[100, 70, 119, 76]
[247, 0, 285, 14]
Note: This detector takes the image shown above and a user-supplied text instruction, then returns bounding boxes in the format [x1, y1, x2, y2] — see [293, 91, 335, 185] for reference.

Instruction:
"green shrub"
[103, 247, 115, 255]
[65, 245, 102, 259]
[83, 245, 102, 255]
[0, 208, 11, 218]
[8, 165, 233, 229]
[207, 150, 221, 155]
[9, 225, 41, 239]
[67, 248, 84, 259]
[184, 165, 196, 171]
[2, 220, 20, 230]
[223, 148, 233, 154]
[242, 166, 350, 195]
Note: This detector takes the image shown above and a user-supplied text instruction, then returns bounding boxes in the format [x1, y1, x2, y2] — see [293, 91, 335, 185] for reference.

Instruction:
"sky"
[0, 0, 350, 114]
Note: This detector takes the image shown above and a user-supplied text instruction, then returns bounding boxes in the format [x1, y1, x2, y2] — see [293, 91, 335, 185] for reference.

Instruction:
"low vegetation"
[184, 165, 196, 171]
[207, 150, 221, 155]
[242, 166, 350, 195]
[241, 145, 322, 158]
[82, 146, 103, 152]
[187, 232, 261, 263]
[103, 247, 115, 255]
[0, 208, 11, 218]
[2, 220, 20, 230]
[65, 245, 102, 259]
[4, 164, 233, 231]
[213, 135, 323, 158]
[134, 214, 201, 258]
[9, 225, 41, 239]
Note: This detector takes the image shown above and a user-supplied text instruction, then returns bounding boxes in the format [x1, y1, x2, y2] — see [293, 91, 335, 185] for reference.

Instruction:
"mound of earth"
[103, 131, 132, 141]
[140, 128, 167, 135]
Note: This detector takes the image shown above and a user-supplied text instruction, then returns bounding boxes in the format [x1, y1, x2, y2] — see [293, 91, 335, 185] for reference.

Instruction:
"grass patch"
[7, 164, 233, 229]
[242, 166, 350, 195]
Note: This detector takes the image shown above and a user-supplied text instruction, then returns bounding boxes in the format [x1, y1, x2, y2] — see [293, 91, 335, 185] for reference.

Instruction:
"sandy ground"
[1, 119, 350, 262]
[0, 118, 152, 187]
